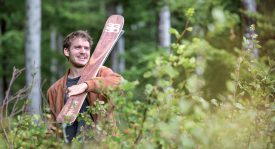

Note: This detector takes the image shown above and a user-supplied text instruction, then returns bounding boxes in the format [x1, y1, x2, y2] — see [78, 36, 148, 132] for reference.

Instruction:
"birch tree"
[111, 3, 125, 73]
[242, 0, 258, 57]
[25, 0, 42, 115]
[107, 2, 126, 73]
[158, 4, 171, 53]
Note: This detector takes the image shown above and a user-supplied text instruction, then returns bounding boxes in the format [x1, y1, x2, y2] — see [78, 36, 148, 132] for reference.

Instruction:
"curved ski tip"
[109, 14, 124, 18]
[108, 15, 124, 20]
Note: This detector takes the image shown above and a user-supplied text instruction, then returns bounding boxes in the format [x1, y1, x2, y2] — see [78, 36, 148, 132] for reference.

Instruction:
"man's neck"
[68, 67, 84, 79]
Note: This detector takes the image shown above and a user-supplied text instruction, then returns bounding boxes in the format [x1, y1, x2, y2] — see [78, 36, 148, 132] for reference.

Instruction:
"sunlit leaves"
[169, 28, 180, 39]
[186, 27, 193, 32]
[10, 115, 63, 148]
[185, 8, 195, 18]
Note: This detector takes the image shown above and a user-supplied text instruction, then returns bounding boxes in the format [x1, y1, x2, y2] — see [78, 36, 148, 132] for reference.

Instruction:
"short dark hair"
[63, 30, 93, 50]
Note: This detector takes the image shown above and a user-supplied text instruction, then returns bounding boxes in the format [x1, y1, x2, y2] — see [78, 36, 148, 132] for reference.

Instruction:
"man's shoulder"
[99, 66, 114, 73]
[97, 66, 113, 76]
[99, 66, 110, 70]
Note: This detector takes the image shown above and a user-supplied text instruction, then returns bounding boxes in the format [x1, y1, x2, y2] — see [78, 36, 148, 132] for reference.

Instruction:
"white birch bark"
[107, 3, 125, 73]
[25, 0, 42, 115]
[111, 3, 125, 73]
[242, 0, 258, 58]
[158, 5, 171, 53]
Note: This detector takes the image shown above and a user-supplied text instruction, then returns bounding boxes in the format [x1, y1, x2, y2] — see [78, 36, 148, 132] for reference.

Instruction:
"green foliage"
[0, 0, 26, 91]
[9, 115, 63, 148]
[1, 30, 274, 149]
[104, 27, 273, 148]
[63, 25, 272, 148]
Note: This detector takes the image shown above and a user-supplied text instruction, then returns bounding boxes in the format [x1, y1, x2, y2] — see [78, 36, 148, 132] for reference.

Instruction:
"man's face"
[64, 38, 90, 68]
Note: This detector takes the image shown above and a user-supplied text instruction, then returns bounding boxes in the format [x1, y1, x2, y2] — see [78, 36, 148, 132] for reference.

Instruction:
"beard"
[72, 62, 86, 68]
[69, 58, 89, 68]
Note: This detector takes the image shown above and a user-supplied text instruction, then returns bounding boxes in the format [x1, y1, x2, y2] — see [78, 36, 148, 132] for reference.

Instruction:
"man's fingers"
[66, 84, 86, 97]
[67, 87, 74, 97]
[67, 87, 79, 97]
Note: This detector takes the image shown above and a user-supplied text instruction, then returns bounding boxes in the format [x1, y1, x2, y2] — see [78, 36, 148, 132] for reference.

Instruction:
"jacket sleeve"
[46, 88, 60, 135]
[84, 66, 123, 93]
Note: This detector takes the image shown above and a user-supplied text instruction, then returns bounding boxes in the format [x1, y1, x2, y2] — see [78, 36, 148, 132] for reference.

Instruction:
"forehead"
[71, 37, 90, 46]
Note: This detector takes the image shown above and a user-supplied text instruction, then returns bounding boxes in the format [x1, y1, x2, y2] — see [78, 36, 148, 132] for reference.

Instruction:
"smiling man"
[47, 30, 123, 143]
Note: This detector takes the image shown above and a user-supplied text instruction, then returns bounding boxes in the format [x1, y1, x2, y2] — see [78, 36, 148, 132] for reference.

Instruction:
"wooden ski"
[56, 15, 124, 124]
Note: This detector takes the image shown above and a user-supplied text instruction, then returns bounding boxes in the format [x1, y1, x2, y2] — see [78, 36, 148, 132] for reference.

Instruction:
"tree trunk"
[111, 3, 125, 73]
[242, 0, 258, 58]
[158, 5, 171, 53]
[108, 2, 125, 73]
[25, 0, 42, 115]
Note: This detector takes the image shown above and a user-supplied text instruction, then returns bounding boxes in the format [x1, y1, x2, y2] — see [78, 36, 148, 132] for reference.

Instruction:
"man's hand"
[67, 83, 88, 97]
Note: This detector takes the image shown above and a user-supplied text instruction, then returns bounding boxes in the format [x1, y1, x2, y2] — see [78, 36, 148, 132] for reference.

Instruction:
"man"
[47, 30, 123, 143]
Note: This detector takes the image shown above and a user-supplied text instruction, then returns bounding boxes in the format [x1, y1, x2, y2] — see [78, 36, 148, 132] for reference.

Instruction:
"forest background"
[0, 0, 274, 148]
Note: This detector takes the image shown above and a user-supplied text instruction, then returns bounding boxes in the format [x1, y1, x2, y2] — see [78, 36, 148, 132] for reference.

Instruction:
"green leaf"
[169, 28, 180, 39]
[186, 27, 193, 32]
[143, 71, 152, 78]
[185, 8, 195, 18]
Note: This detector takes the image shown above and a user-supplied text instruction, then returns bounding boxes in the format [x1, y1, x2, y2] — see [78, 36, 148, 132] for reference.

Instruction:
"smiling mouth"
[77, 56, 87, 60]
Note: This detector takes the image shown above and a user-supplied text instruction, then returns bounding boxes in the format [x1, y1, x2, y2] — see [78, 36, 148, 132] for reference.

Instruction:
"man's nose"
[79, 47, 85, 53]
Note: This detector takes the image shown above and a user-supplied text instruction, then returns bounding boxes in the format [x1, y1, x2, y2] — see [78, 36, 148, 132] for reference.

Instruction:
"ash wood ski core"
[56, 15, 124, 124]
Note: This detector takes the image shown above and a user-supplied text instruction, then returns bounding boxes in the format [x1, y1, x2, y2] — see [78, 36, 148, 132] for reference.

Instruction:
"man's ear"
[64, 48, 69, 57]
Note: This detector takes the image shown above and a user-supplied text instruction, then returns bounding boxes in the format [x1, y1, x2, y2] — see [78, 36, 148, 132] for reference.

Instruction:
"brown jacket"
[47, 66, 123, 123]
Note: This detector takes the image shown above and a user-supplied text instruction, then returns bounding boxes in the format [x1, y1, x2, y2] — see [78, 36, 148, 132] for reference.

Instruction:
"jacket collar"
[60, 69, 70, 107]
